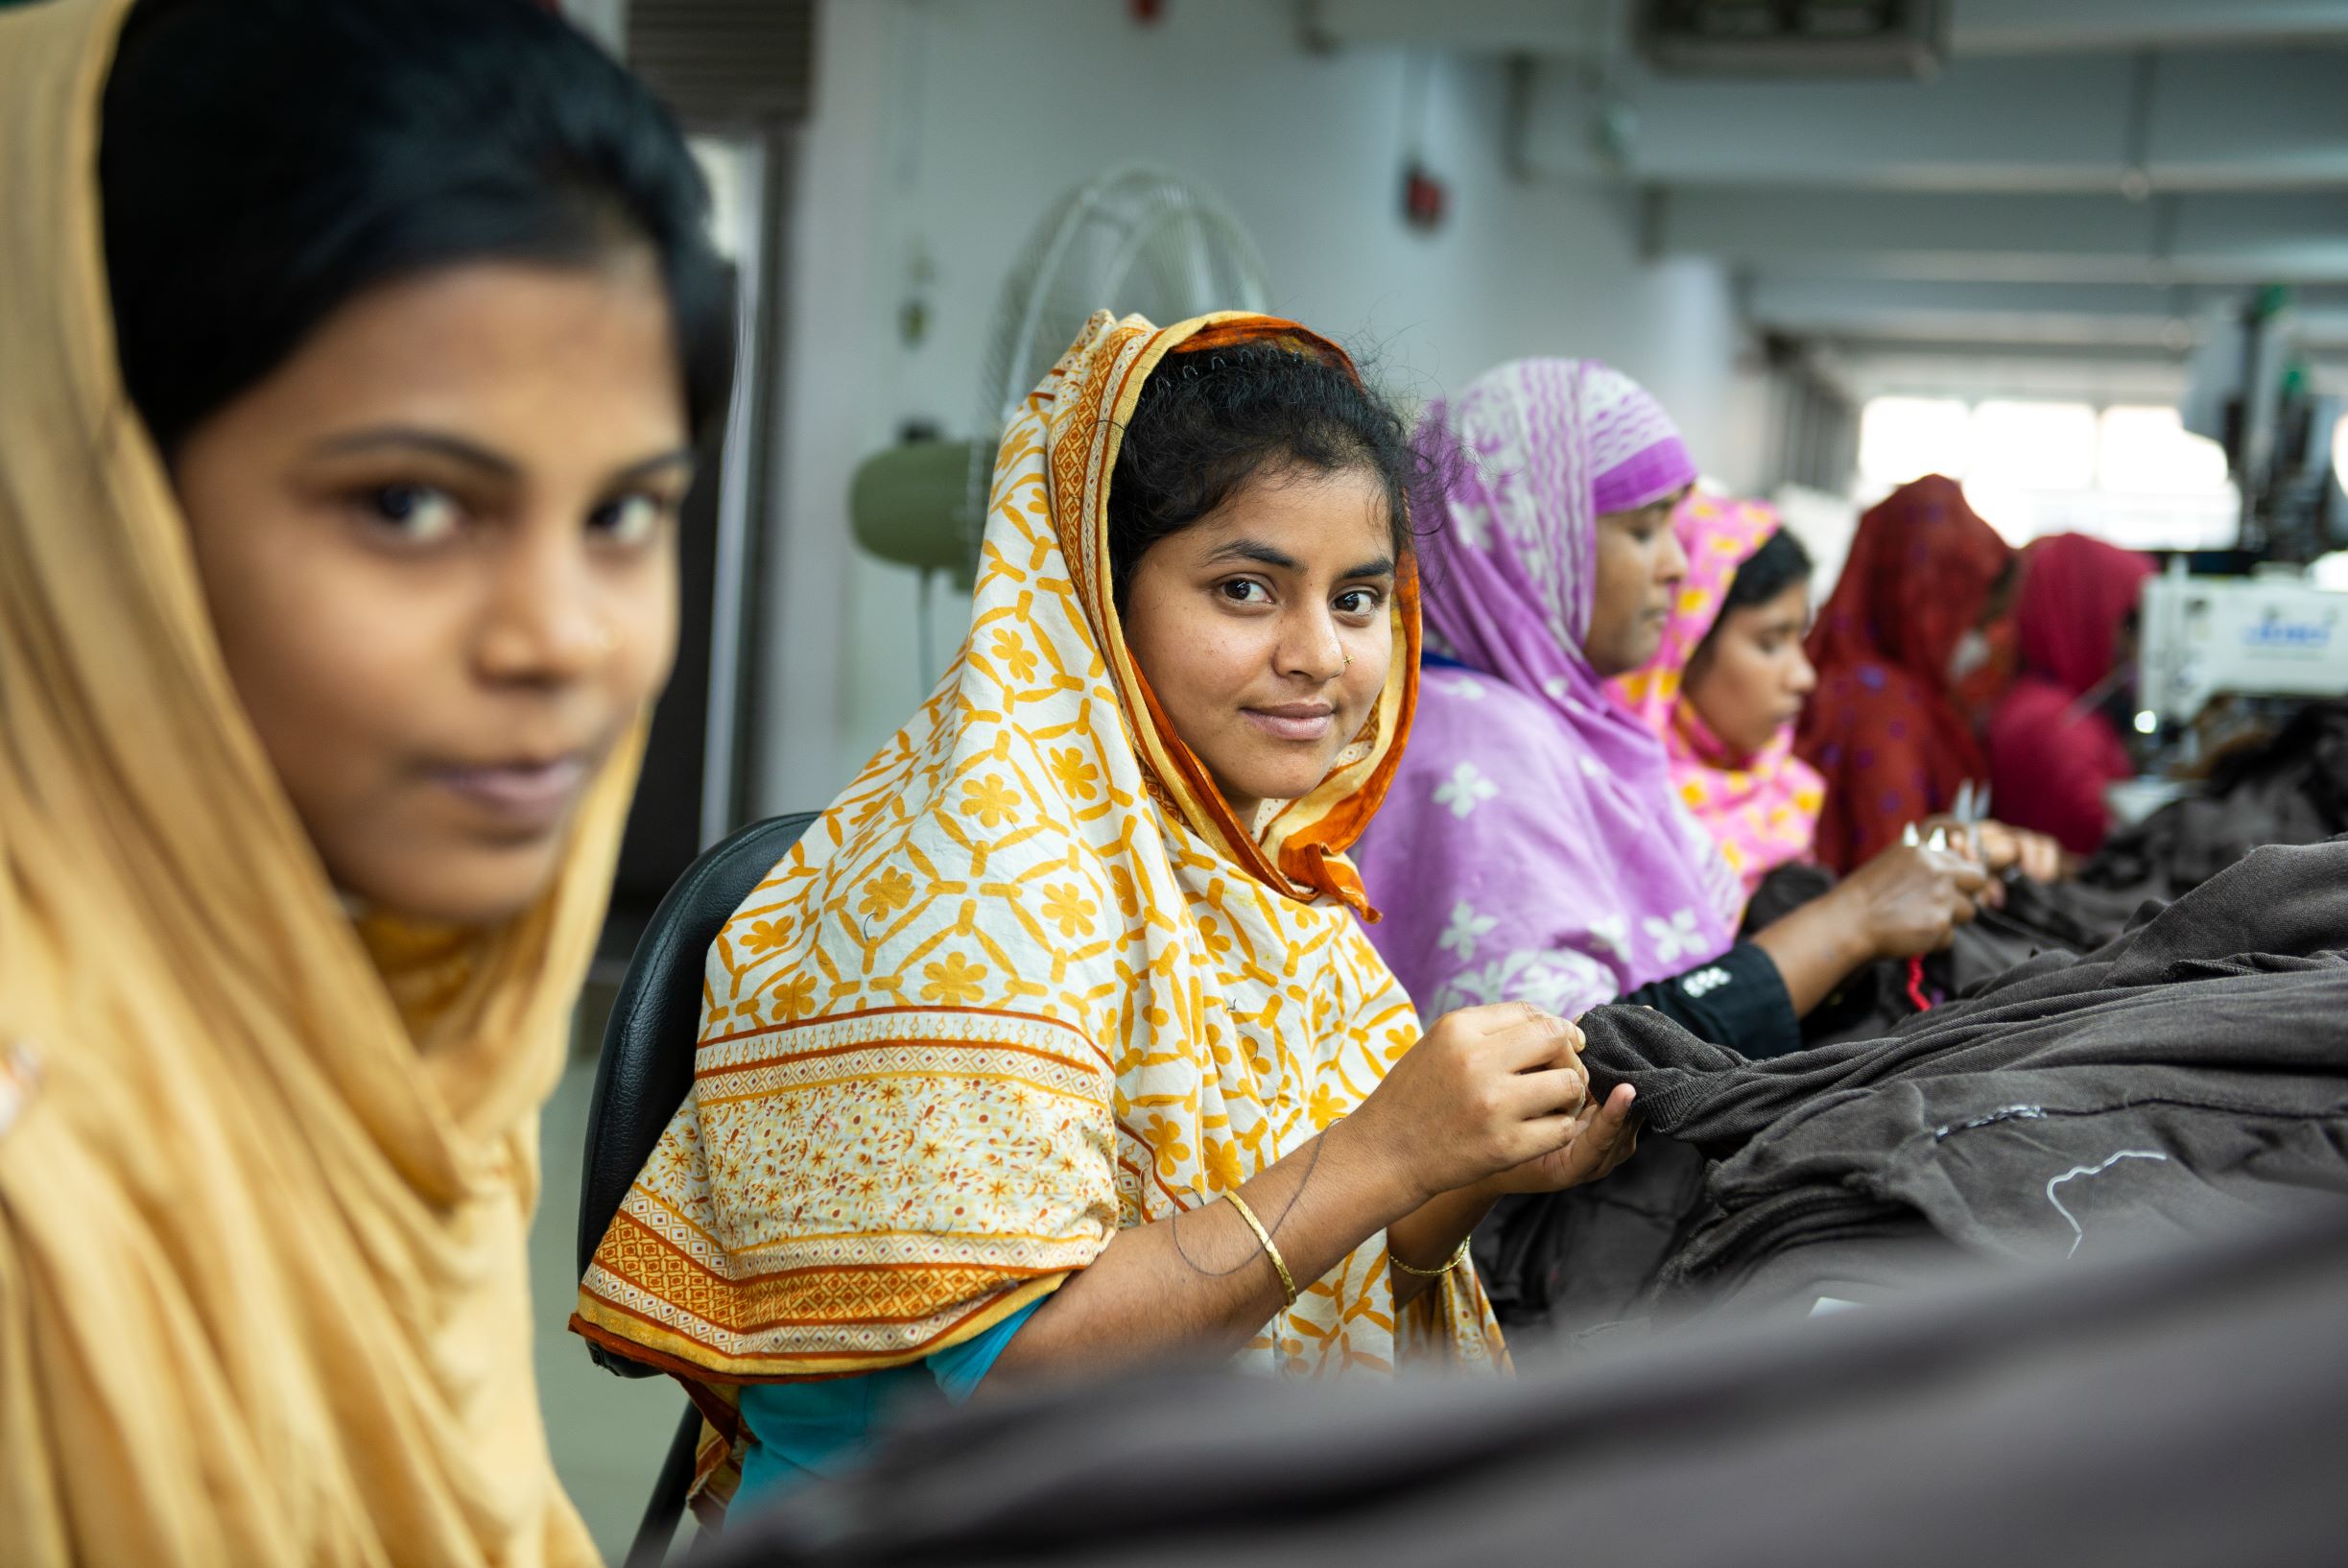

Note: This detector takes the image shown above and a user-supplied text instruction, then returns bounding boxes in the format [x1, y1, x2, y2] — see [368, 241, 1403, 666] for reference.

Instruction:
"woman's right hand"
[1839, 843, 1989, 960]
[1350, 1003, 1591, 1204]
[1923, 817, 2066, 884]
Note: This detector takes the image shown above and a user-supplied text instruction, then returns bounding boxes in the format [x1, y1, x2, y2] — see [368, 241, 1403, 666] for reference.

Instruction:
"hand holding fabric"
[1475, 1082, 1641, 1197]
[1352, 1003, 1594, 1204]
[1839, 843, 1989, 959]
[1926, 817, 2067, 885]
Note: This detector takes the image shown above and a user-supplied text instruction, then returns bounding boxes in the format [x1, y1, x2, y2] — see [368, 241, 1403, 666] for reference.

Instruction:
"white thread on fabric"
[1933, 1104, 2047, 1139]
[2046, 1149, 2170, 1258]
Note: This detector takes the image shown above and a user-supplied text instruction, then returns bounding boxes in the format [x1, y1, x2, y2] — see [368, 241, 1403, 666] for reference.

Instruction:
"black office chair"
[576, 810, 821, 1568]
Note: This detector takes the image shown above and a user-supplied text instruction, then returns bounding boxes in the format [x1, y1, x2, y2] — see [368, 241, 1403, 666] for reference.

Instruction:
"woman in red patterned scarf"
[1796, 476, 2016, 870]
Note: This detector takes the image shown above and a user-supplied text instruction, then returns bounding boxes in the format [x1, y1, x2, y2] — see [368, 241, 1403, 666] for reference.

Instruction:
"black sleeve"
[1618, 940, 1803, 1060]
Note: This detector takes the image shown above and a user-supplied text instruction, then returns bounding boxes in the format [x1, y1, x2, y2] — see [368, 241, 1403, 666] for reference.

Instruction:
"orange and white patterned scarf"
[575, 312, 1505, 1455]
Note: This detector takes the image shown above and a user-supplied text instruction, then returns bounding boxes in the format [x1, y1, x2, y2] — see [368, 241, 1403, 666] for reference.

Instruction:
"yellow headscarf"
[577, 311, 1505, 1494]
[0, 2, 638, 1561]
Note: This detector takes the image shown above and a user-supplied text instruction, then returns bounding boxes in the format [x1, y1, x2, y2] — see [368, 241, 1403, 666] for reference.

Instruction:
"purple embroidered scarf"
[1354, 359, 1743, 1019]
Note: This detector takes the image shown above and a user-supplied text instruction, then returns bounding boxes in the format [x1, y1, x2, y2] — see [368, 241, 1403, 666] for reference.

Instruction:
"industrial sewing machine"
[2136, 561, 2348, 732]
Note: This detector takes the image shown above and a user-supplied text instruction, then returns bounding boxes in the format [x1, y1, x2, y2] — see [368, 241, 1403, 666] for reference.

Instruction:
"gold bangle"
[1390, 1235, 1472, 1279]
[1222, 1192, 1298, 1309]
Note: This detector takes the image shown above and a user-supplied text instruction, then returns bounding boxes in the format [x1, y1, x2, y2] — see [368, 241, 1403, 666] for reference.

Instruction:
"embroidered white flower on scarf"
[1429, 946, 1612, 1022]
[1434, 760, 1499, 820]
[1438, 900, 1498, 962]
[1643, 909, 1702, 965]
[1586, 915, 1629, 958]
[1448, 676, 1486, 701]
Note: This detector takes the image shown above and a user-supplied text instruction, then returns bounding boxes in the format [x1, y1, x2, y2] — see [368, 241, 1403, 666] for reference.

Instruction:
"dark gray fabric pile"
[715, 1204, 2348, 1568]
[2080, 699, 2348, 903]
[1574, 836, 2348, 1303]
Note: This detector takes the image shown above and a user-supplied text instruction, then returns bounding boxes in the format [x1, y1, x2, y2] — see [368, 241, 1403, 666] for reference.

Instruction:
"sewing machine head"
[2137, 562, 2348, 732]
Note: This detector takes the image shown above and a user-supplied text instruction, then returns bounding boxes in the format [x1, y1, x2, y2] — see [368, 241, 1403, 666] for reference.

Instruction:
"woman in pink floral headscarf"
[1608, 493, 1826, 901]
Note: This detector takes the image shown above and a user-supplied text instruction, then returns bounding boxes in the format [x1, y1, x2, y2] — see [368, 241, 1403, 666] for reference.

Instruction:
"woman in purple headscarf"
[1354, 360, 1987, 1057]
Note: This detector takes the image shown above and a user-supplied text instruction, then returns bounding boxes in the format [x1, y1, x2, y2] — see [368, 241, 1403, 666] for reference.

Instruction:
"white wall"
[754, 0, 1758, 814]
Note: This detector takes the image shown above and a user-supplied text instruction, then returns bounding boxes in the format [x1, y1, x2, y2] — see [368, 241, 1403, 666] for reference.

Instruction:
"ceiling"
[1302, 0, 2348, 403]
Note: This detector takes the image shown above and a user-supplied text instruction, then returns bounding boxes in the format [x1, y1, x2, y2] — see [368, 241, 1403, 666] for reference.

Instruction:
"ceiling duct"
[1637, 0, 1946, 79]
[626, 0, 814, 126]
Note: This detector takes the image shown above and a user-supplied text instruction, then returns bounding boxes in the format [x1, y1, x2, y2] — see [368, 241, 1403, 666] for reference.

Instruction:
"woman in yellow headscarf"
[577, 313, 1641, 1515]
[1, 0, 730, 1561]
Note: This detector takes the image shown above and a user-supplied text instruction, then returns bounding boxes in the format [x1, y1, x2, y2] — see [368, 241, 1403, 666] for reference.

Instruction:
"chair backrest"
[576, 810, 819, 1375]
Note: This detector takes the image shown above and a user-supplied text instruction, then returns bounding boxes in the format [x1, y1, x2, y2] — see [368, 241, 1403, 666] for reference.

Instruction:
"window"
[2098, 406, 2229, 495]
[1971, 401, 2097, 492]
[1857, 396, 1971, 489]
[1854, 394, 2241, 551]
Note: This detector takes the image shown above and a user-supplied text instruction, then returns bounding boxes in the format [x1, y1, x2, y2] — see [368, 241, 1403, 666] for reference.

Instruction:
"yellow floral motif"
[961, 773, 1022, 830]
[1307, 1083, 1344, 1128]
[1142, 1113, 1193, 1176]
[739, 917, 792, 957]
[771, 972, 818, 1022]
[920, 951, 988, 1006]
[1040, 881, 1097, 938]
[858, 867, 915, 922]
[1201, 1134, 1245, 1192]
[1048, 746, 1100, 801]
[1198, 916, 1233, 960]
[991, 630, 1039, 684]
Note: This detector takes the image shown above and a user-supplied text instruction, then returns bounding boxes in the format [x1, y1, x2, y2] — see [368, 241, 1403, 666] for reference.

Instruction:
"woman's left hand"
[1478, 1082, 1640, 1196]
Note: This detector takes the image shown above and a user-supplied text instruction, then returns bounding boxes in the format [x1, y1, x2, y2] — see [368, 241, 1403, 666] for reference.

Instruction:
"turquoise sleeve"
[734, 1297, 1044, 1508]
[926, 1295, 1041, 1403]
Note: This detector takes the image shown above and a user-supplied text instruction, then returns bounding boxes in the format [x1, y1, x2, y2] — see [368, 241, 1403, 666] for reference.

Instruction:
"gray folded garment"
[1572, 835, 2348, 1301]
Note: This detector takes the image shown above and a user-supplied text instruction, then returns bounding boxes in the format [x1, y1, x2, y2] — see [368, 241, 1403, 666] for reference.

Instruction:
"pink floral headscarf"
[1609, 492, 1825, 901]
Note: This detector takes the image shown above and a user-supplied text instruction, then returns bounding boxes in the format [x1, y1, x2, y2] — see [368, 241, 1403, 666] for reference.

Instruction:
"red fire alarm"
[1128, 0, 1164, 23]
[1403, 159, 1447, 232]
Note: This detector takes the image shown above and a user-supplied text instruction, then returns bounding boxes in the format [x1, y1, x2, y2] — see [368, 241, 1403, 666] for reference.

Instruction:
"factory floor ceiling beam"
[1655, 189, 2348, 287]
[1302, 0, 2348, 59]
[1522, 50, 2348, 194]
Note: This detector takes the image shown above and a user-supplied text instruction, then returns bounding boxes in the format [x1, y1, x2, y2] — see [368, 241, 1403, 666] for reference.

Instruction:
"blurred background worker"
[1987, 534, 2159, 857]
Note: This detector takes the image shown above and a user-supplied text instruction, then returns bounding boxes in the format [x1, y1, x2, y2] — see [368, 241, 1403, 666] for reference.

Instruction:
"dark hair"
[1716, 525, 1814, 620]
[1105, 342, 1425, 605]
[1689, 525, 1813, 669]
[100, 0, 734, 456]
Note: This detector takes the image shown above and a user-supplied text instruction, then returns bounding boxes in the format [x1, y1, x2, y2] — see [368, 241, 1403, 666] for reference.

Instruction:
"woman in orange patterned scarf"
[577, 313, 1639, 1514]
